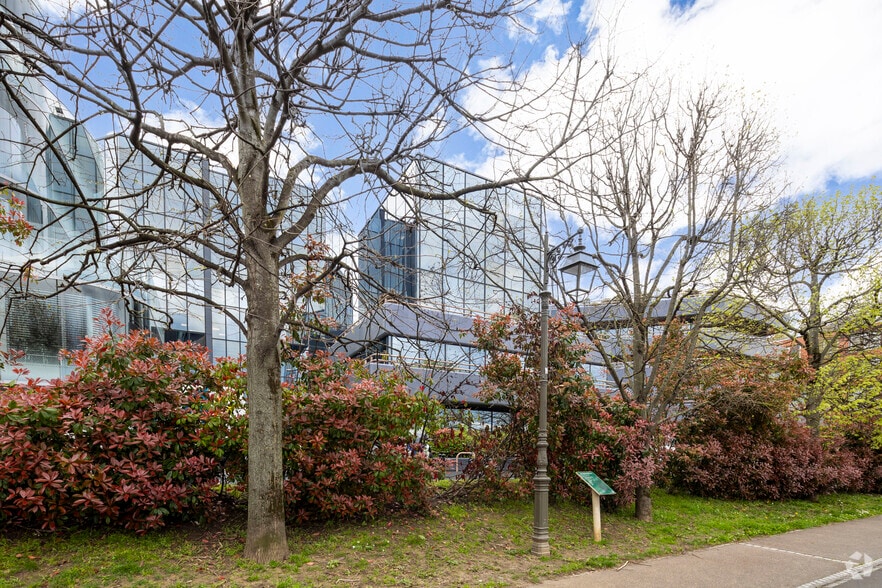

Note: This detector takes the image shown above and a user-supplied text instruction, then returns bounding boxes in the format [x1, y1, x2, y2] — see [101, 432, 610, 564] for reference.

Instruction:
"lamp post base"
[532, 469, 551, 556]
[531, 539, 551, 556]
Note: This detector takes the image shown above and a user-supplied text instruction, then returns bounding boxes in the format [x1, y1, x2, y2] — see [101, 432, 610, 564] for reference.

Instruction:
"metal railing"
[365, 352, 481, 374]
[455, 452, 475, 475]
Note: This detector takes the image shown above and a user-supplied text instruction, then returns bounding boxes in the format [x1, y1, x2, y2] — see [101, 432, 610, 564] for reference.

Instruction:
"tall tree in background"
[735, 187, 882, 430]
[546, 82, 780, 520]
[0, 0, 573, 561]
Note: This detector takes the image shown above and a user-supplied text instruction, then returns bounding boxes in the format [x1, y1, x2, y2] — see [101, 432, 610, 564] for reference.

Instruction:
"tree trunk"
[243, 244, 288, 562]
[631, 323, 655, 523]
[635, 485, 653, 521]
[803, 386, 823, 432]
[803, 273, 824, 434]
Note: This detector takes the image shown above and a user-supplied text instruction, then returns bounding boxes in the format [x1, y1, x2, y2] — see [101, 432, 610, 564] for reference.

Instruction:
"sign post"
[576, 471, 615, 542]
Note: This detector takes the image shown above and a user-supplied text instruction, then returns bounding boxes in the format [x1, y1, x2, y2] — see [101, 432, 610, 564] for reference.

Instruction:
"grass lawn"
[3, 491, 882, 587]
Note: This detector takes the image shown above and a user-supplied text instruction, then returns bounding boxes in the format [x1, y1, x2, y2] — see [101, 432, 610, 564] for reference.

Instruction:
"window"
[8, 293, 94, 364]
[8, 297, 62, 362]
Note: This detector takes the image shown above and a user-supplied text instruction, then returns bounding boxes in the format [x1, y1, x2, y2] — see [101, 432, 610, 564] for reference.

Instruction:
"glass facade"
[0, 82, 103, 254]
[105, 139, 247, 359]
[358, 207, 418, 308]
[4, 285, 120, 373]
[0, 48, 118, 380]
[358, 159, 543, 319]
[585, 362, 622, 395]
[0, 78, 333, 376]
[375, 336, 484, 374]
[353, 159, 544, 413]
[105, 138, 333, 360]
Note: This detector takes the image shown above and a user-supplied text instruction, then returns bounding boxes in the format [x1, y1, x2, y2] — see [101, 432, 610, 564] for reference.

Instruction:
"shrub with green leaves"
[814, 348, 882, 493]
[431, 426, 480, 456]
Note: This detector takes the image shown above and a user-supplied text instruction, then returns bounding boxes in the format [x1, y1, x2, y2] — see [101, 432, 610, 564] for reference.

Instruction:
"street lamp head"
[558, 237, 597, 298]
[559, 243, 597, 278]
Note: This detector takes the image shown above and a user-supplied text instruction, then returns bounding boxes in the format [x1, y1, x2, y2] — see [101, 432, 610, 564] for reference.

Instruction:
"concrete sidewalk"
[534, 515, 882, 588]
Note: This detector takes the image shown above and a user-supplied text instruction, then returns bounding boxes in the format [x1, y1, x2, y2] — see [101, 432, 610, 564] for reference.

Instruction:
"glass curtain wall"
[358, 158, 543, 318]
[105, 138, 248, 359]
[106, 137, 333, 360]
[355, 158, 544, 393]
[415, 159, 542, 316]
[0, 50, 115, 381]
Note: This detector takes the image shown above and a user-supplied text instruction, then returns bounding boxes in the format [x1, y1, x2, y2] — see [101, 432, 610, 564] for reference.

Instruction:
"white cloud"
[32, 0, 88, 19]
[142, 104, 239, 167]
[530, 0, 573, 34]
[507, 0, 573, 39]
[469, 0, 882, 195]
[574, 0, 882, 193]
[412, 115, 450, 148]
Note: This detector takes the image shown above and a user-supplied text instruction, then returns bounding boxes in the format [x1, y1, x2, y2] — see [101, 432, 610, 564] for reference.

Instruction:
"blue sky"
[37, 0, 882, 203]
[452, 0, 882, 199]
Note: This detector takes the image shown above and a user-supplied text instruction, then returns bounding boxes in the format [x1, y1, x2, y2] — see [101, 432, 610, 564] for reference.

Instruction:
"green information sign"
[576, 471, 616, 496]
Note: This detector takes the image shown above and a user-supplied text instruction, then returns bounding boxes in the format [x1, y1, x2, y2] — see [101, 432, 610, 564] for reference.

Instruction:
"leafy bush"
[0, 311, 221, 531]
[215, 352, 442, 523]
[284, 353, 441, 522]
[820, 421, 882, 494]
[667, 353, 863, 499]
[198, 357, 249, 487]
[669, 426, 837, 500]
[814, 349, 882, 492]
[472, 306, 664, 508]
[431, 427, 480, 456]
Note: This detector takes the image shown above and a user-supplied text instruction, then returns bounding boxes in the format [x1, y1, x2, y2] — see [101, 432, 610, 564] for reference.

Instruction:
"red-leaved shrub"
[821, 421, 882, 494]
[667, 353, 863, 499]
[213, 352, 442, 523]
[669, 425, 852, 500]
[472, 307, 666, 508]
[0, 311, 221, 531]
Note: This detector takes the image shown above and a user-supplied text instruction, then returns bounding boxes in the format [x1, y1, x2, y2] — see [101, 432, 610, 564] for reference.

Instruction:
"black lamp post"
[532, 230, 597, 556]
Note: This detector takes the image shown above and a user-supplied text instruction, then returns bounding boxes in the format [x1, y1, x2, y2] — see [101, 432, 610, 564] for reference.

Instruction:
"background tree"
[545, 81, 780, 520]
[817, 346, 882, 448]
[734, 187, 882, 430]
[0, 0, 575, 561]
[472, 305, 662, 509]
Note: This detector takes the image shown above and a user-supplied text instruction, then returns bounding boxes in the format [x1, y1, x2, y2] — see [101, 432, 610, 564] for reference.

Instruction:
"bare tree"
[0, 0, 590, 561]
[546, 81, 780, 521]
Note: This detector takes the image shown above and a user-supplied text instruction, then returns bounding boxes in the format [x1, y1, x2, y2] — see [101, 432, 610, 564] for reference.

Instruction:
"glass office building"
[105, 137, 336, 361]
[103, 138, 248, 358]
[0, 18, 123, 380]
[0, 0, 333, 376]
[350, 159, 544, 417]
[358, 159, 543, 318]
